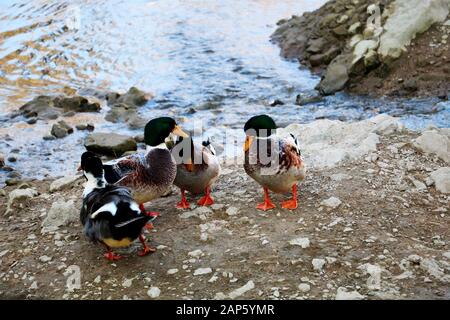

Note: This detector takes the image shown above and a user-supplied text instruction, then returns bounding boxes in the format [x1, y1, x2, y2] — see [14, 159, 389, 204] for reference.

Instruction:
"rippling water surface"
[0, 0, 448, 184]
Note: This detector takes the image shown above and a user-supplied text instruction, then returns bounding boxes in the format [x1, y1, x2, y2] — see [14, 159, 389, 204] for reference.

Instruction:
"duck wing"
[103, 154, 145, 184]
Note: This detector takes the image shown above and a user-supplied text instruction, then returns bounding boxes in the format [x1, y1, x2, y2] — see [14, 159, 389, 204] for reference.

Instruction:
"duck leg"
[176, 189, 191, 209]
[197, 186, 214, 206]
[102, 243, 122, 261]
[256, 187, 276, 211]
[137, 234, 156, 257]
[281, 184, 298, 210]
[139, 203, 159, 230]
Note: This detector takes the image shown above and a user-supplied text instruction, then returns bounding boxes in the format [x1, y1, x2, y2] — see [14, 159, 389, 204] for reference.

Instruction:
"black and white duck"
[243, 114, 306, 211]
[78, 151, 156, 261]
[169, 136, 220, 209]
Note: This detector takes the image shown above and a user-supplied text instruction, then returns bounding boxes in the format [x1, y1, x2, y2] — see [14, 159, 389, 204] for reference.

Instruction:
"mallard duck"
[102, 117, 189, 216]
[243, 115, 306, 211]
[169, 136, 220, 209]
[79, 151, 156, 261]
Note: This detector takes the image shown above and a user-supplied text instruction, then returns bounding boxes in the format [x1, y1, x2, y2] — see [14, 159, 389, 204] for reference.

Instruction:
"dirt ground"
[0, 132, 449, 300]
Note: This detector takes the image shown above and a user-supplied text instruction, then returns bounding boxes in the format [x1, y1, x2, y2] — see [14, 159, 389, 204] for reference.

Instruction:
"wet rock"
[42, 200, 78, 233]
[295, 93, 324, 106]
[84, 133, 137, 157]
[321, 197, 342, 210]
[75, 124, 95, 131]
[105, 103, 137, 123]
[0, 153, 4, 167]
[7, 155, 17, 163]
[147, 286, 161, 298]
[306, 38, 326, 54]
[289, 237, 310, 248]
[269, 99, 284, 107]
[106, 87, 152, 107]
[27, 118, 37, 125]
[413, 129, 450, 163]
[134, 134, 145, 143]
[54, 96, 100, 113]
[43, 135, 56, 141]
[429, 167, 450, 194]
[335, 287, 365, 300]
[51, 120, 74, 139]
[19, 95, 100, 120]
[49, 175, 81, 193]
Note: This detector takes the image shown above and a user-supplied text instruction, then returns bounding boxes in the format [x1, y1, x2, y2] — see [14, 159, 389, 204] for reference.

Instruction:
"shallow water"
[0, 0, 449, 184]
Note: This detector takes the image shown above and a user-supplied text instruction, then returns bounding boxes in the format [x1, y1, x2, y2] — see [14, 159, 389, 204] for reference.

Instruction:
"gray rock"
[306, 38, 326, 54]
[43, 135, 56, 141]
[413, 129, 450, 163]
[335, 287, 365, 300]
[42, 200, 78, 232]
[0, 153, 4, 167]
[51, 120, 73, 138]
[296, 93, 324, 106]
[318, 54, 352, 95]
[53, 96, 100, 113]
[49, 176, 81, 193]
[106, 87, 152, 107]
[429, 167, 450, 194]
[147, 286, 161, 298]
[84, 133, 137, 157]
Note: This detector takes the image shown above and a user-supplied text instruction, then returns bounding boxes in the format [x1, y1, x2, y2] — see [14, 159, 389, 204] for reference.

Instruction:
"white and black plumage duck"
[243, 115, 306, 211]
[169, 136, 220, 209]
[79, 151, 156, 261]
[101, 117, 189, 216]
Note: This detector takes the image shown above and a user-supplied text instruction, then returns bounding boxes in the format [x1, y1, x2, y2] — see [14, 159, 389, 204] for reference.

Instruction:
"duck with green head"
[102, 117, 189, 216]
[243, 115, 306, 211]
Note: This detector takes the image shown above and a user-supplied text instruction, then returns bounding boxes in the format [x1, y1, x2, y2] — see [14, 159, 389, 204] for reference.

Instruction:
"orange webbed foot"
[281, 199, 298, 210]
[256, 200, 276, 211]
[138, 234, 156, 257]
[176, 199, 191, 209]
[197, 194, 214, 206]
[104, 252, 122, 261]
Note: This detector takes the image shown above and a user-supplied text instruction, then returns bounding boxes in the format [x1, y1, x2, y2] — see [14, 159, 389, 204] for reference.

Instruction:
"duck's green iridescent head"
[144, 117, 188, 146]
[244, 115, 277, 137]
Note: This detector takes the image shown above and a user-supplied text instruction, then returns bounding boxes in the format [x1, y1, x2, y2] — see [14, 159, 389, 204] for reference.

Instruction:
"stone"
[335, 287, 365, 300]
[147, 286, 161, 298]
[359, 263, 382, 290]
[348, 22, 362, 34]
[379, 0, 450, 61]
[122, 278, 133, 288]
[228, 280, 255, 299]
[312, 258, 326, 272]
[188, 249, 203, 258]
[39, 255, 52, 263]
[42, 200, 78, 232]
[429, 168, 450, 193]
[413, 129, 450, 163]
[295, 93, 324, 106]
[167, 269, 179, 275]
[306, 38, 326, 54]
[226, 206, 239, 216]
[7, 188, 38, 209]
[84, 133, 137, 157]
[193, 268, 212, 276]
[49, 175, 81, 192]
[289, 237, 310, 248]
[106, 87, 152, 107]
[51, 120, 73, 138]
[298, 283, 311, 293]
[53, 96, 100, 113]
[321, 197, 342, 210]
[0, 153, 4, 167]
[318, 54, 352, 95]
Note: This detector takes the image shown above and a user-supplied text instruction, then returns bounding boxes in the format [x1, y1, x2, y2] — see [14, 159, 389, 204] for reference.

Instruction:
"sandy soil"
[0, 132, 449, 300]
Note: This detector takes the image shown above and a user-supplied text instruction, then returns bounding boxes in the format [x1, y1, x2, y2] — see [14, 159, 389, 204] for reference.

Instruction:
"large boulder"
[84, 133, 137, 157]
[53, 96, 100, 113]
[278, 114, 404, 169]
[378, 0, 450, 61]
[413, 129, 450, 163]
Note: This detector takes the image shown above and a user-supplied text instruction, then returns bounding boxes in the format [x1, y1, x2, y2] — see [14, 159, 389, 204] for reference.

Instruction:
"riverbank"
[1, 116, 449, 300]
[272, 0, 450, 98]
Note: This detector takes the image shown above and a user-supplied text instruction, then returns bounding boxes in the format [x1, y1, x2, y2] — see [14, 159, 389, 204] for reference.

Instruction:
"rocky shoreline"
[1, 116, 449, 299]
[272, 0, 450, 98]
